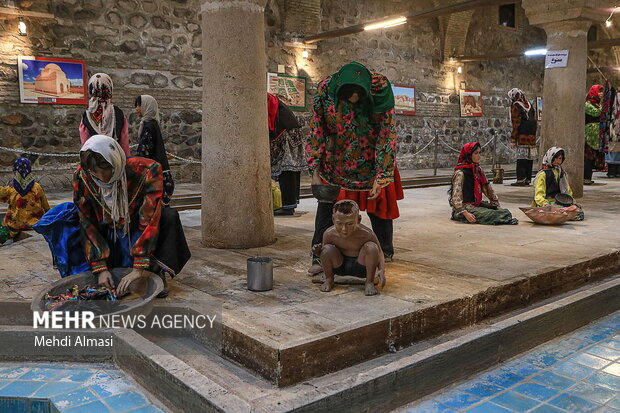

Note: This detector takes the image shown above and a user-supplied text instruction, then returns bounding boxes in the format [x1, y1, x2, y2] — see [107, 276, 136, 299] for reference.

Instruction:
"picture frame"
[391, 84, 416, 115]
[267, 72, 306, 111]
[18, 56, 87, 105]
[459, 90, 484, 117]
[536, 97, 542, 121]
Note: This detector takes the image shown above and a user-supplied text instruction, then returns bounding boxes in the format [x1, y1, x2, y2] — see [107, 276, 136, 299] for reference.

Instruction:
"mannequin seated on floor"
[532, 146, 584, 221]
[0, 157, 50, 245]
[449, 142, 518, 225]
[312, 200, 386, 296]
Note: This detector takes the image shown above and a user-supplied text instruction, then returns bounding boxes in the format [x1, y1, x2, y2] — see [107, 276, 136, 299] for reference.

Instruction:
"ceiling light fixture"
[606, 7, 618, 28]
[524, 48, 547, 56]
[364, 17, 407, 31]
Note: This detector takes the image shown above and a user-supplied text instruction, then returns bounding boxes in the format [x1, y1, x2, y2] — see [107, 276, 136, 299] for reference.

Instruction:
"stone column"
[201, 0, 275, 248]
[539, 20, 591, 198]
[522, 0, 609, 198]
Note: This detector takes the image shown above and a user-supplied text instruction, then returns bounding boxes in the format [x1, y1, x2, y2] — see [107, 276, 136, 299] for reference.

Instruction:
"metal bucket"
[247, 257, 273, 291]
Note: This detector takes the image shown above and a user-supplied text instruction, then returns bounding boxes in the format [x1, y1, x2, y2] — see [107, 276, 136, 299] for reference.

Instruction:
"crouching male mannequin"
[312, 200, 386, 296]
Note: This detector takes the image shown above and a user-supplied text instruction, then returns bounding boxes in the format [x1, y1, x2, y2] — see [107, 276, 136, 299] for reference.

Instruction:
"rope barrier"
[0, 145, 79, 157]
[167, 153, 202, 164]
[499, 140, 516, 152]
[0, 144, 201, 164]
[409, 137, 435, 156]
[438, 138, 461, 153]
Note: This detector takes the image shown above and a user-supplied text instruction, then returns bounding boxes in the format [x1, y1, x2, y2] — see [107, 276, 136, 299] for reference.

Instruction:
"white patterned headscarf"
[508, 88, 524, 101]
[80, 135, 129, 236]
[87, 73, 116, 138]
[508, 88, 531, 118]
[534, 146, 569, 194]
[137, 95, 160, 138]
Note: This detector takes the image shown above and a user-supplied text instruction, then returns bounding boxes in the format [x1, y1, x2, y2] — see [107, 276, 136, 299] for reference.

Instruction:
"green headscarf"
[327, 61, 395, 114]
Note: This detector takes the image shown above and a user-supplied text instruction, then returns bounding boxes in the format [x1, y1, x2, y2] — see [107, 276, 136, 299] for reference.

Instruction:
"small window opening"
[499, 4, 516, 28]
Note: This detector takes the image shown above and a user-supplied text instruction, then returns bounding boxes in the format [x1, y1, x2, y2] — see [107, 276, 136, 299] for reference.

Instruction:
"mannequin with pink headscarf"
[79, 73, 130, 157]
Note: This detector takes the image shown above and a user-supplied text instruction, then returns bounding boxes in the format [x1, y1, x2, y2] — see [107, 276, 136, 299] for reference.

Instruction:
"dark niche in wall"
[498, 4, 516, 28]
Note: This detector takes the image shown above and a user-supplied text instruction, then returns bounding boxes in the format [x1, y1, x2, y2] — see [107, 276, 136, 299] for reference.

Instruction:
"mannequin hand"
[312, 243, 323, 257]
[311, 168, 322, 185]
[463, 211, 477, 223]
[117, 269, 148, 296]
[368, 180, 385, 200]
[98, 271, 115, 289]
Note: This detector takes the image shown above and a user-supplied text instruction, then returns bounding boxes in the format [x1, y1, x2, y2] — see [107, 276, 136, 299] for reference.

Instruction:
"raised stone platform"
[3, 174, 619, 389]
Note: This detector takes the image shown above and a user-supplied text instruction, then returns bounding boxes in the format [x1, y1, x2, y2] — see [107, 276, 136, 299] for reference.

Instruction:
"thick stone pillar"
[539, 20, 591, 198]
[201, 0, 275, 248]
[522, 0, 609, 198]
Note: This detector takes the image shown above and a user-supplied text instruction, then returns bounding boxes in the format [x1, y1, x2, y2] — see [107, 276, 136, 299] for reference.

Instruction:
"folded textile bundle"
[44, 285, 118, 311]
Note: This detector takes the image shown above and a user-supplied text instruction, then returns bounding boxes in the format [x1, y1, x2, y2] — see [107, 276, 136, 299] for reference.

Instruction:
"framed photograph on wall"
[391, 84, 416, 115]
[392, 85, 416, 115]
[459, 90, 484, 117]
[536, 97, 543, 121]
[18, 56, 87, 104]
[267, 72, 306, 111]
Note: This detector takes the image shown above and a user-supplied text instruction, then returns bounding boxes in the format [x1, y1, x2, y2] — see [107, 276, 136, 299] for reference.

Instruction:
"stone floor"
[1, 173, 619, 385]
[0, 362, 168, 412]
[397, 310, 620, 413]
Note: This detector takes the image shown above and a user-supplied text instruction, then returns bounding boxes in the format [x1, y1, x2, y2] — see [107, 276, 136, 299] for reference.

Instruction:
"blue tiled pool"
[0, 362, 166, 412]
[398, 311, 620, 412]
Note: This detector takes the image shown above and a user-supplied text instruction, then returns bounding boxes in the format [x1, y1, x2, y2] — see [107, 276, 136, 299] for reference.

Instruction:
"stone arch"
[441, 10, 475, 60]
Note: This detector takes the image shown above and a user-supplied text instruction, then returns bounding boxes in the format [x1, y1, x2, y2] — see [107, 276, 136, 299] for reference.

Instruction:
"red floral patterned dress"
[306, 73, 403, 219]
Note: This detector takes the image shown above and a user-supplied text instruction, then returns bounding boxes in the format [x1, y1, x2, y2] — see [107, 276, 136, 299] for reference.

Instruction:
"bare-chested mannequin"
[312, 200, 386, 296]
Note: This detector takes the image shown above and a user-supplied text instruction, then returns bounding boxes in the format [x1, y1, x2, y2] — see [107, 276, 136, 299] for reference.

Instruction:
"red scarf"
[267, 93, 279, 131]
[587, 84, 603, 103]
[454, 142, 487, 206]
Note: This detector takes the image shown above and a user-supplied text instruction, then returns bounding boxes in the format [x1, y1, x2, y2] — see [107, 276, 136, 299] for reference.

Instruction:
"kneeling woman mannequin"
[449, 142, 518, 225]
[75, 135, 189, 295]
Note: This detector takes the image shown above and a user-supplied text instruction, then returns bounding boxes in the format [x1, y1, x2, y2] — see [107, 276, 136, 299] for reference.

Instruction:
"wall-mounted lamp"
[284, 39, 317, 59]
[457, 66, 462, 74]
[606, 7, 618, 28]
[18, 17, 27, 36]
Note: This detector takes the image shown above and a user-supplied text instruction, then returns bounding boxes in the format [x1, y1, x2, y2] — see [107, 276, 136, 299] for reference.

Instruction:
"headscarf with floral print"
[454, 142, 487, 206]
[87, 73, 116, 138]
[11, 157, 35, 197]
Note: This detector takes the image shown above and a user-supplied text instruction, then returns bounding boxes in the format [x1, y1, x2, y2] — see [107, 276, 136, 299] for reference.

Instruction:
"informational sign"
[545, 50, 569, 69]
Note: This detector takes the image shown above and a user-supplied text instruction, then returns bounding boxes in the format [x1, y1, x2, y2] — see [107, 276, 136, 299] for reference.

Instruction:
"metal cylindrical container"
[247, 257, 273, 291]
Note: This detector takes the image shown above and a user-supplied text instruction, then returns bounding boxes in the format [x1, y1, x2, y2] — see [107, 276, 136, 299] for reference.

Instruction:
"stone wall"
[0, 0, 616, 187]
[0, 0, 203, 183]
[266, 0, 545, 168]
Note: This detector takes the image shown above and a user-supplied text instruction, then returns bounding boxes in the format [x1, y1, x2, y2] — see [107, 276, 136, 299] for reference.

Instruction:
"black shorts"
[333, 256, 367, 278]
